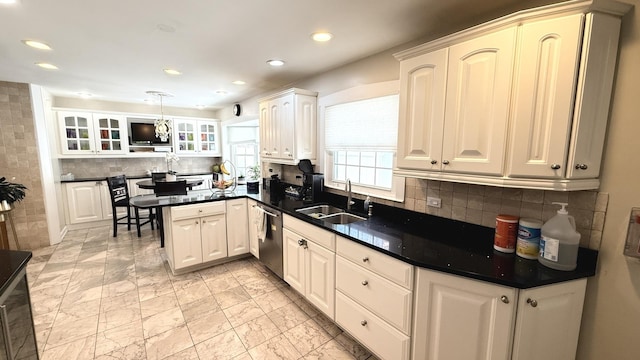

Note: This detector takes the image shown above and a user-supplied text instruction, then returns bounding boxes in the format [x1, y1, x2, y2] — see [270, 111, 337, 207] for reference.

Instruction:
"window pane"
[346, 166, 360, 182]
[335, 164, 346, 181]
[377, 152, 394, 168]
[335, 150, 346, 165]
[246, 155, 255, 165]
[346, 151, 360, 166]
[360, 167, 375, 186]
[376, 168, 393, 189]
[361, 152, 376, 167]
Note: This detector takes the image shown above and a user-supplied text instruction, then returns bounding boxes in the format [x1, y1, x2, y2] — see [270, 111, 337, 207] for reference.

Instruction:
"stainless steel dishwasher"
[254, 203, 283, 279]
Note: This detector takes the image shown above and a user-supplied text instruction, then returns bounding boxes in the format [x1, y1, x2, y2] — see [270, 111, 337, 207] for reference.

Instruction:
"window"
[231, 142, 258, 178]
[320, 81, 405, 202]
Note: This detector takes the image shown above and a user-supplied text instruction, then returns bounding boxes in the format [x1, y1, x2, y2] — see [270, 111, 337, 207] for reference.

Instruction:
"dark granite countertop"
[0, 250, 32, 295]
[61, 172, 213, 183]
[129, 186, 598, 289]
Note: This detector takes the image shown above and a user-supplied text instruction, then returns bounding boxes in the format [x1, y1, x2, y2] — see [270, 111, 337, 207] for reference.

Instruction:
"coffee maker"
[298, 159, 323, 203]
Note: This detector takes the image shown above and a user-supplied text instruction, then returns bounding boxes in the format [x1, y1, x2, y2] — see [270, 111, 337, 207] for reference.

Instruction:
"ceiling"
[0, 0, 560, 110]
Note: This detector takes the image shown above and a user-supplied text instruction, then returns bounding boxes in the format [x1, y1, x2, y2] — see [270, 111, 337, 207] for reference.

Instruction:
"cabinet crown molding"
[258, 88, 318, 102]
[394, 0, 632, 61]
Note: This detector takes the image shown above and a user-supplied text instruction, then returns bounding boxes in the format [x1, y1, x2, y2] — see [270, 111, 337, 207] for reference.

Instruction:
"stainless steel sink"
[319, 212, 367, 224]
[295, 205, 344, 218]
[296, 205, 367, 224]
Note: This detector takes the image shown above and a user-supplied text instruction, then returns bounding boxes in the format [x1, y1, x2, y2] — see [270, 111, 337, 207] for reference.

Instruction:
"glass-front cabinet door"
[59, 112, 94, 154]
[57, 112, 127, 155]
[199, 122, 219, 154]
[175, 119, 197, 154]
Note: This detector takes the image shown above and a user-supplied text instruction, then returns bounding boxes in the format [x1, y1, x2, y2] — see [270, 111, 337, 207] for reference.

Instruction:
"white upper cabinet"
[442, 27, 516, 176]
[259, 88, 317, 165]
[173, 118, 221, 156]
[58, 112, 127, 155]
[396, 48, 447, 171]
[507, 14, 584, 179]
[394, 0, 631, 190]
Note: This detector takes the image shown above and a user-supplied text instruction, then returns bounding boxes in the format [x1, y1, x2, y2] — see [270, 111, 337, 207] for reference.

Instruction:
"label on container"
[540, 235, 560, 262]
[494, 215, 519, 253]
[516, 237, 539, 259]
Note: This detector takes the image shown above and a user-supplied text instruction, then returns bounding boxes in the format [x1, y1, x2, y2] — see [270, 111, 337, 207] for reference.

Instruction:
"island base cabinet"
[511, 279, 587, 360]
[336, 291, 410, 360]
[412, 268, 517, 360]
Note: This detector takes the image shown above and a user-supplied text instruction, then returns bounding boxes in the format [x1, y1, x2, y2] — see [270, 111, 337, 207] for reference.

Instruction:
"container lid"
[298, 159, 314, 174]
[496, 214, 519, 222]
[519, 218, 543, 227]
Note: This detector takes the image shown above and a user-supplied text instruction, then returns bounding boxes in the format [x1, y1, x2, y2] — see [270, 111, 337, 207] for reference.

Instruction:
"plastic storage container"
[516, 218, 543, 259]
[539, 202, 581, 271]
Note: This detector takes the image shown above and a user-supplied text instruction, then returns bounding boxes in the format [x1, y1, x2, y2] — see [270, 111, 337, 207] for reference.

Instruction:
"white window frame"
[230, 141, 259, 178]
[319, 80, 405, 202]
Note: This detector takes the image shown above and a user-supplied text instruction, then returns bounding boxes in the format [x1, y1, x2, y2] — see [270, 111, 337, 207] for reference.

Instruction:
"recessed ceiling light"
[22, 40, 52, 50]
[77, 92, 93, 98]
[195, 105, 206, 109]
[267, 59, 285, 67]
[163, 68, 181, 75]
[311, 32, 333, 42]
[215, 90, 228, 95]
[35, 62, 58, 70]
[157, 24, 176, 33]
[0, 0, 18, 4]
[232, 80, 246, 85]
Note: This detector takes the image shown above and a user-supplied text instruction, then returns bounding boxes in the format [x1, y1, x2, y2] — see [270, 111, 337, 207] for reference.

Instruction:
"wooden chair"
[154, 180, 188, 197]
[107, 175, 154, 237]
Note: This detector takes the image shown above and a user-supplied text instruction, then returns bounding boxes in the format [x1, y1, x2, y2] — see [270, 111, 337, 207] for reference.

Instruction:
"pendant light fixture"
[146, 90, 173, 142]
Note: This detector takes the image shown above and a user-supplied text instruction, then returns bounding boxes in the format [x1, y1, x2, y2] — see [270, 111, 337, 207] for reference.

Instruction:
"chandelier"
[146, 90, 173, 142]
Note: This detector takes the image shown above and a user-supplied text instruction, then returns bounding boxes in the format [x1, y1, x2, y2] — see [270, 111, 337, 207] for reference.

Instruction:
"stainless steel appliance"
[302, 173, 324, 203]
[1, 267, 38, 360]
[255, 204, 283, 279]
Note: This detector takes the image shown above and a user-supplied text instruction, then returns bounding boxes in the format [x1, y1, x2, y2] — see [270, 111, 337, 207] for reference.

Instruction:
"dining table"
[135, 177, 205, 190]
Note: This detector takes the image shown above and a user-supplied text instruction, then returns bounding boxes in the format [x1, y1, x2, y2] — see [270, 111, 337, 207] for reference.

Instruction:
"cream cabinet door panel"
[259, 102, 271, 157]
[66, 182, 103, 223]
[171, 218, 204, 269]
[201, 214, 227, 262]
[412, 268, 516, 360]
[226, 199, 249, 257]
[567, 13, 622, 179]
[279, 94, 295, 160]
[268, 101, 280, 158]
[397, 48, 448, 171]
[512, 279, 586, 360]
[442, 27, 516, 176]
[294, 94, 317, 161]
[305, 240, 335, 319]
[508, 14, 584, 178]
[247, 200, 259, 258]
[283, 228, 305, 295]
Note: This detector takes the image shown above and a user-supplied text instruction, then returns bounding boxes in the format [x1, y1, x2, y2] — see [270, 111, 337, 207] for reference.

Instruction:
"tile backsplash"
[60, 156, 220, 178]
[332, 177, 608, 251]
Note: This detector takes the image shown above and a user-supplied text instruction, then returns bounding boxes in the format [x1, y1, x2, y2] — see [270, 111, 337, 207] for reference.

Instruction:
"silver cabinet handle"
[298, 239, 308, 249]
[442, 160, 450, 165]
[527, 298, 538, 307]
[361, 280, 368, 286]
[362, 257, 369, 263]
[551, 164, 561, 170]
[360, 320, 367, 326]
[198, 209, 203, 212]
[0, 305, 14, 359]
[575, 164, 588, 170]
[500, 295, 509, 304]
[430, 160, 437, 165]
[195, 220, 199, 224]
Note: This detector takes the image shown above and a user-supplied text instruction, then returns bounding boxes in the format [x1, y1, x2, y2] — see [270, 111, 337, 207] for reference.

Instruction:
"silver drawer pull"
[361, 280, 368, 286]
[527, 298, 538, 307]
[360, 320, 367, 326]
[500, 295, 509, 304]
[362, 257, 369, 263]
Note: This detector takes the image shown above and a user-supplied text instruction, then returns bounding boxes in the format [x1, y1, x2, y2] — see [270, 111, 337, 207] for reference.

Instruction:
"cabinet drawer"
[337, 236, 413, 289]
[171, 201, 225, 220]
[284, 214, 335, 251]
[336, 256, 412, 334]
[336, 291, 410, 360]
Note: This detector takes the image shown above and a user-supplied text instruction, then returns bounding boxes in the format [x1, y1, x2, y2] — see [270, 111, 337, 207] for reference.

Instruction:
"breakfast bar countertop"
[128, 186, 598, 289]
[0, 250, 31, 295]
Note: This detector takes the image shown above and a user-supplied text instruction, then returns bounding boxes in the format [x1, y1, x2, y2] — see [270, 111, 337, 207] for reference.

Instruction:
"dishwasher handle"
[252, 205, 279, 218]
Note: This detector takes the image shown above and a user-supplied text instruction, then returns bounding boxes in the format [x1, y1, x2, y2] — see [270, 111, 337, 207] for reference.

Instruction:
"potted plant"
[0, 177, 27, 211]
[165, 152, 179, 180]
[246, 164, 261, 193]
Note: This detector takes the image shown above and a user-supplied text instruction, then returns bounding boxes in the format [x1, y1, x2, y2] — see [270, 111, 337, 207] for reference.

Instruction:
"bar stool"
[107, 175, 154, 237]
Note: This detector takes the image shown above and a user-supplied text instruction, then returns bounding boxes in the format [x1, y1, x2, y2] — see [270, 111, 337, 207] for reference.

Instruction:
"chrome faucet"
[345, 179, 354, 210]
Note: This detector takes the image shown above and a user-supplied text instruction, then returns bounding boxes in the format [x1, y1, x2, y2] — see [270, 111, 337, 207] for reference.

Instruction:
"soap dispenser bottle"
[538, 202, 581, 271]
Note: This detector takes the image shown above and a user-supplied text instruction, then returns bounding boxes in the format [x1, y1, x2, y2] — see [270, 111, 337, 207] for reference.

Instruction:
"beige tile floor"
[26, 225, 379, 360]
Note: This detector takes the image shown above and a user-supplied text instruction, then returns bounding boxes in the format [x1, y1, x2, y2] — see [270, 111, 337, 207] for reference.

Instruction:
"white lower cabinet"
[64, 181, 125, 224]
[283, 215, 335, 319]
[412, 268, 587, 360]
[226, 198, 249, 257]
[163, 201, 227, 274]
